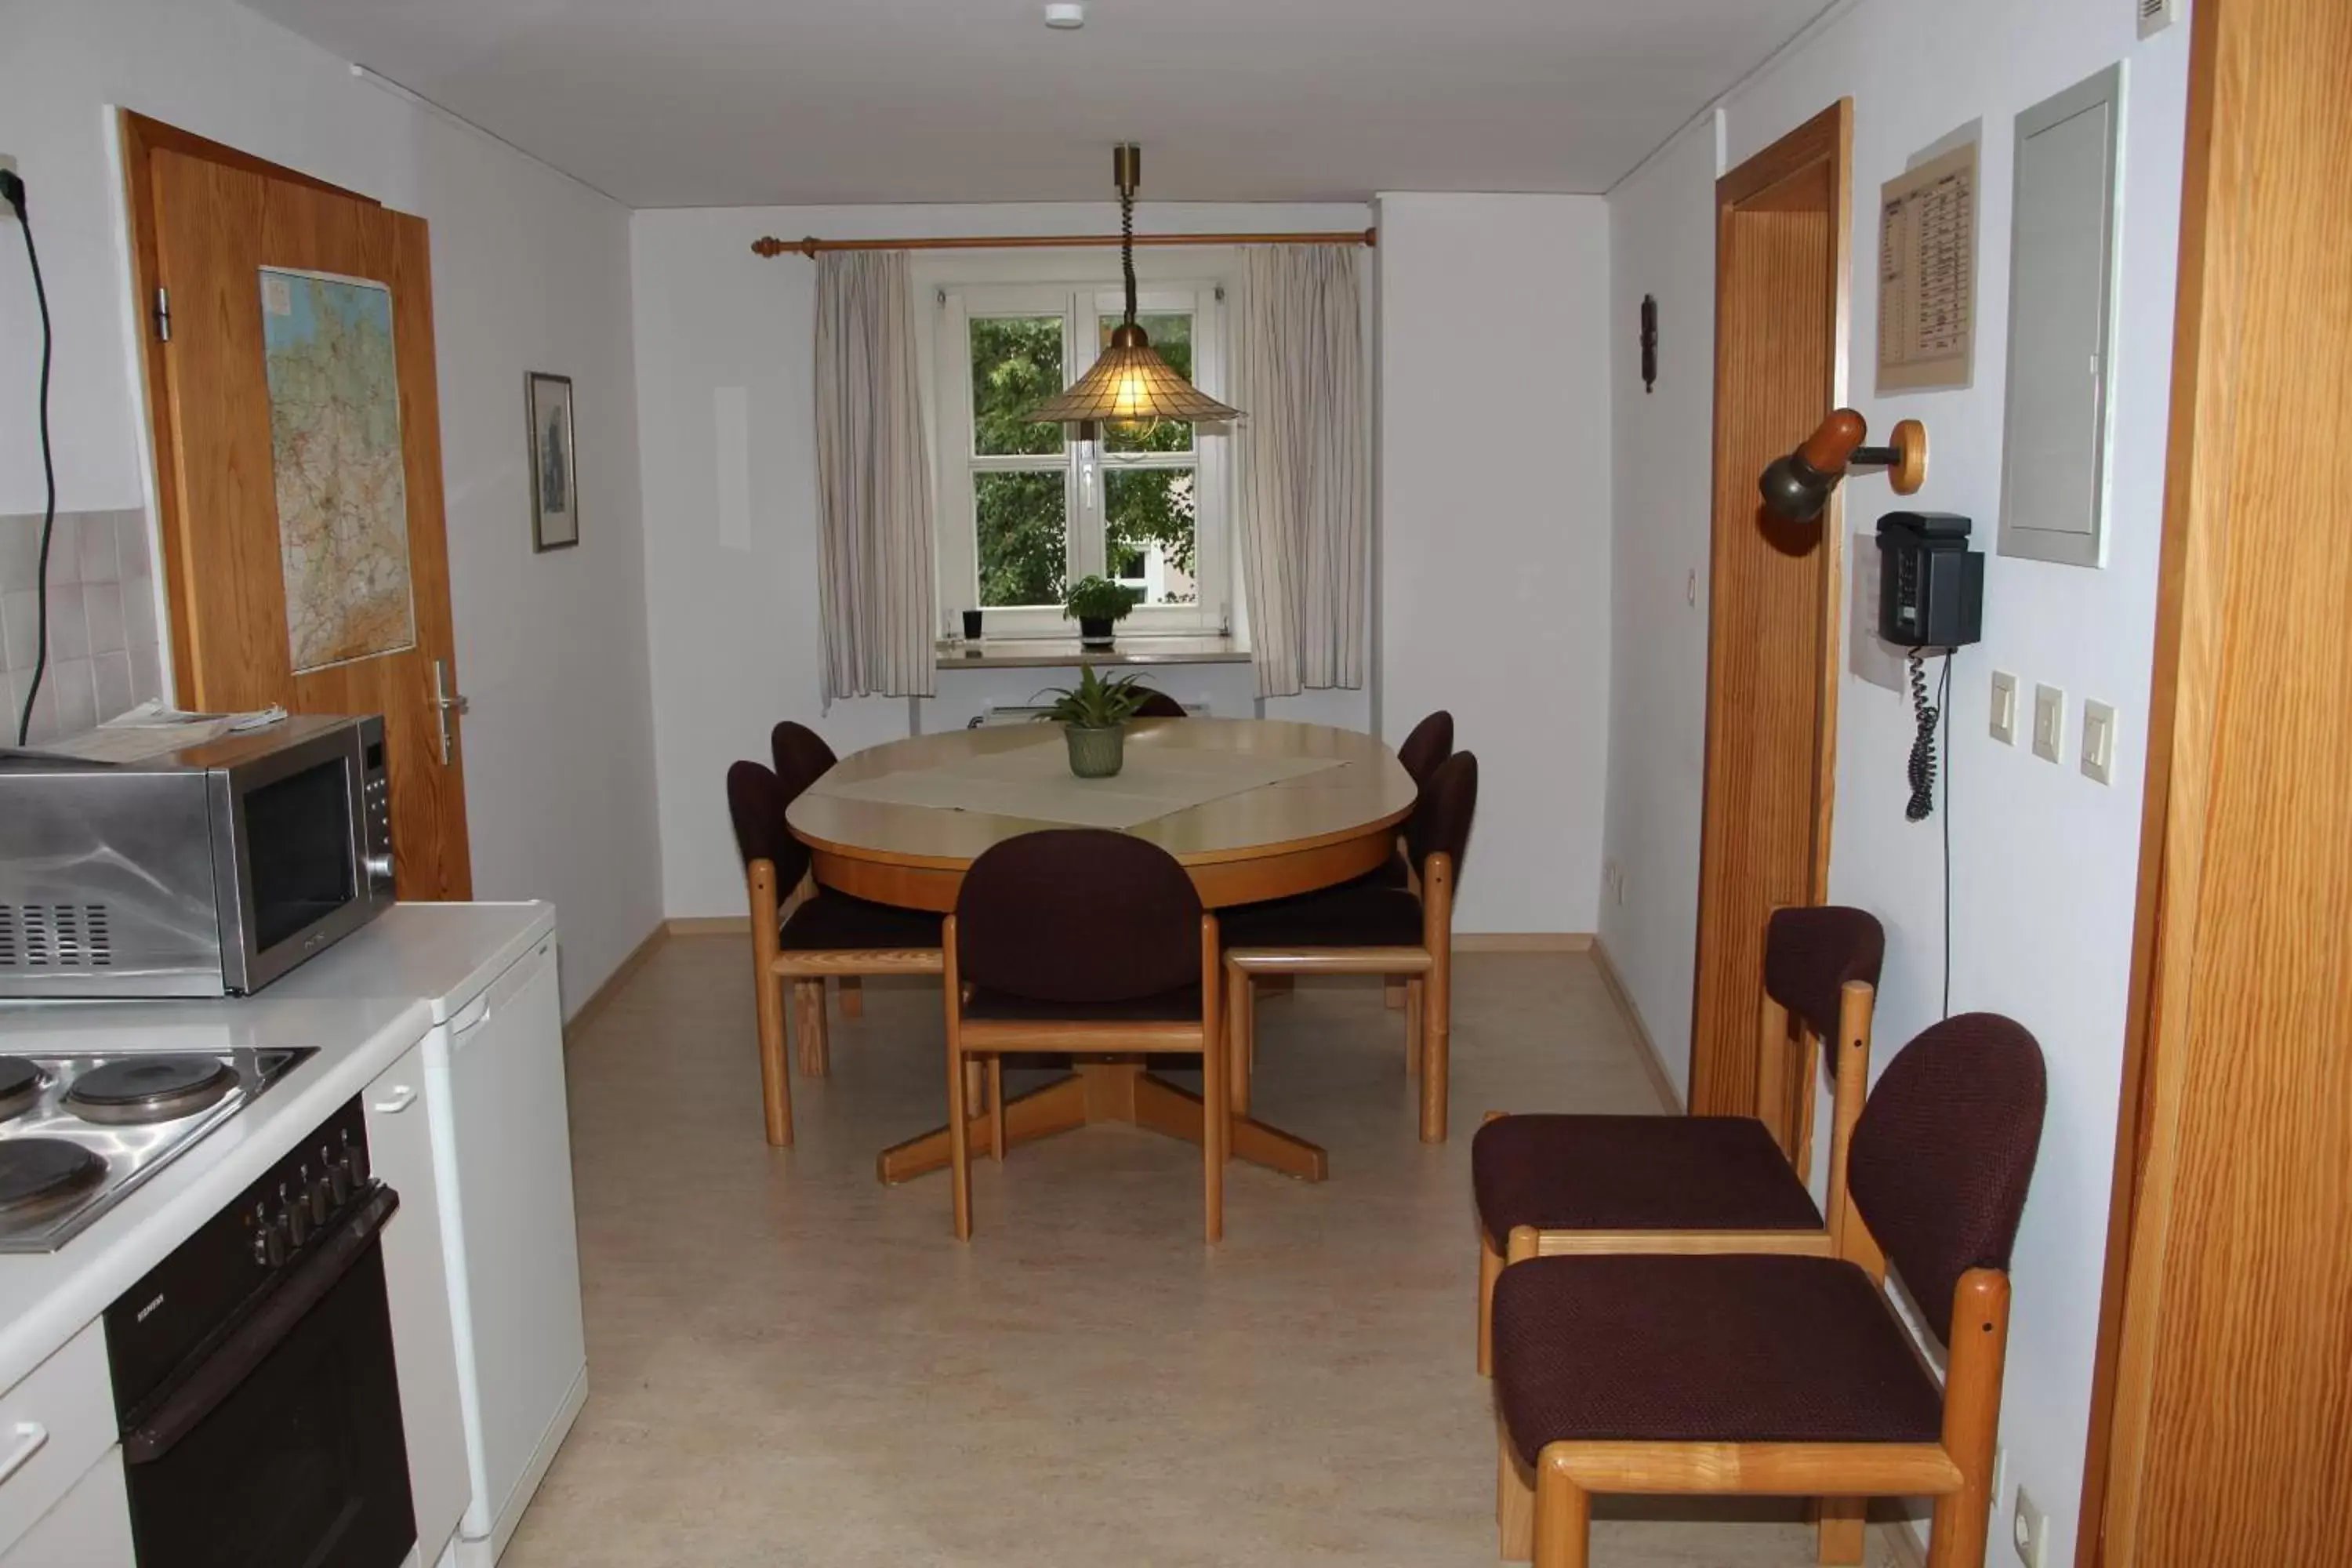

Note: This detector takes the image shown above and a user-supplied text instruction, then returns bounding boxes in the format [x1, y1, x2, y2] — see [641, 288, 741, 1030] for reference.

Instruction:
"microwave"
[0, 714, 395, 997]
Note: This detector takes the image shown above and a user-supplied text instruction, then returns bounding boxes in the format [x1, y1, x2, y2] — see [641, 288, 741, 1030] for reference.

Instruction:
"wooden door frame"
[2076, 0, 2352, 1559]
[117, 112, 377, 698]
[1686, 100, 1854, 1134]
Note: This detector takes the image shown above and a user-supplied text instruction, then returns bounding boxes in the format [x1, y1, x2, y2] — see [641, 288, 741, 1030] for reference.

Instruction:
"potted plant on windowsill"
[1063, 574, 1137, 649]
[1035, 666, 1159, 779]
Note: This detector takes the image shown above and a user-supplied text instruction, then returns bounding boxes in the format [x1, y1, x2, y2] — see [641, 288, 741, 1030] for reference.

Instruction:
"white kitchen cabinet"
[0, 1450, 132, 1567]
[368, 1038, 471, 1567]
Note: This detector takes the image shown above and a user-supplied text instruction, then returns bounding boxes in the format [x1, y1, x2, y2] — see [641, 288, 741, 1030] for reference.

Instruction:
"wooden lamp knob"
[1795, 409, 1869, 477]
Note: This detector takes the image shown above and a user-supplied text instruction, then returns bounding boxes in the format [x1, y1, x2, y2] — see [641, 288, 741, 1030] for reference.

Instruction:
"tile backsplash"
[1, 510, 169, 745]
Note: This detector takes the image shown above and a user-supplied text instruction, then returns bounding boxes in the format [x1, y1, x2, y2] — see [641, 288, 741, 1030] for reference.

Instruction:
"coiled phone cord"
[1905, 648, 1942, 822]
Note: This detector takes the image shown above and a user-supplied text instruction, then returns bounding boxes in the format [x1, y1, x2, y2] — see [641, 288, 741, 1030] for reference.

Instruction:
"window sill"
[934, 635, 1250, 671]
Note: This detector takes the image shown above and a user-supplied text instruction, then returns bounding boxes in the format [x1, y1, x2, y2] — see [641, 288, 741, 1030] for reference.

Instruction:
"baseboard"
[1878, 1518, 1926, 1567]
[562, 923, 666, 1044]
[1454, 932, 1594, 953]
[1588, 935, 1682, 1113]
[664, 915, 750, 936]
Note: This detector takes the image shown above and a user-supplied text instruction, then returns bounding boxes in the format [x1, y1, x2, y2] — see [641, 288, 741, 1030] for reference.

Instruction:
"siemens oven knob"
[342, 1128, 369, 1187]
[365, 853, 395, 881]
[307, 1174, 331, 1224]
[265, 1215, 290, 1267]
[328, 1158, 352, 1207]
[284, 1189, 310, 1248]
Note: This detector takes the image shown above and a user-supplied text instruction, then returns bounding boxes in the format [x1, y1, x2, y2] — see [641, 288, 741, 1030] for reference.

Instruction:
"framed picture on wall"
[527, 371, 579, 551]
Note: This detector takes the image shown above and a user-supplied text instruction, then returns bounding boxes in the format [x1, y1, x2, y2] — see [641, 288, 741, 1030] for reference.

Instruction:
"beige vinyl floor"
[506, 937, 1912, 1567]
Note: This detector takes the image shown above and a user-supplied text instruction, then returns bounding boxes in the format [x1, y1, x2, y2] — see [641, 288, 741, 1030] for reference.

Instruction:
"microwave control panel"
[358, 715, 394, 893]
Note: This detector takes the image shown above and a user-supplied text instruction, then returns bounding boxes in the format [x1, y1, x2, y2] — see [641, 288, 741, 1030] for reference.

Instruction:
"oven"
[103, 1097, 416, 1568]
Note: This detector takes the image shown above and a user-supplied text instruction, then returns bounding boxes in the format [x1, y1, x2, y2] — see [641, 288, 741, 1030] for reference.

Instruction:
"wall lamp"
[1758, 409, 1929, 521]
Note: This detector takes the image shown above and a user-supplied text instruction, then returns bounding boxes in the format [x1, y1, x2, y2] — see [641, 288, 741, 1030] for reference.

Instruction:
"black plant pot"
[1078, 616, 1116, 648]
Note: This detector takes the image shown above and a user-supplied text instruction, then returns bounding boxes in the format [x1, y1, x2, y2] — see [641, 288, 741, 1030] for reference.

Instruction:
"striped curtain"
[814, 251, 937, 704]
[1234, 245, 1369, 698]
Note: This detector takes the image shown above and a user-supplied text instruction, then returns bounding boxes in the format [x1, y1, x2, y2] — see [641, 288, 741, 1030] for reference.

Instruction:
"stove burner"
[0, 1140, 107, 1215]
[0, 1058, 40, 1123]
[66, 1056, 236, 1127]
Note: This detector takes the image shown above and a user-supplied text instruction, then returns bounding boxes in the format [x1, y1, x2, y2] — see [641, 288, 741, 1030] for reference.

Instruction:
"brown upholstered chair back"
[1763, 906, 1886, 1042]
[770, 721, 838, 789]
[1131, 689, 1187, 719]
[956, 830, 1202, 1004]
[726, 760, 811, 889]
[1396, 710, 1455, 789]
[1846, 1013, 2046, 1344]
[1405, 751, 1479, 876]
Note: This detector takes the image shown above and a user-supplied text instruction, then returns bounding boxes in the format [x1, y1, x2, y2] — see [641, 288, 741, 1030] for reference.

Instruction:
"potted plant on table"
[1035, 666, 1159, 779]
[1063, 574, 1137, 649]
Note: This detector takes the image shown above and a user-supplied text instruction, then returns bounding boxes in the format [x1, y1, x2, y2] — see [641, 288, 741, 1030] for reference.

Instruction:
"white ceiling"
[243, 0, 1828, 209]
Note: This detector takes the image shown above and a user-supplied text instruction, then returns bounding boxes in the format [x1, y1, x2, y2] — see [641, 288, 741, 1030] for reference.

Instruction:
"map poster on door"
[259, 267, 419, 673]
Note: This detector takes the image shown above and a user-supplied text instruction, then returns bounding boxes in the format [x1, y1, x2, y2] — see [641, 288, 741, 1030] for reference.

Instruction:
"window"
[935, 281, 1230, 637]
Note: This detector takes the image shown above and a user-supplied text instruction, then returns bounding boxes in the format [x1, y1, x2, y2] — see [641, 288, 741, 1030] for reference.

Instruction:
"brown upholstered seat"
[727, 745, 942, 1147]
[1218, 876, 1425, 948]
[1130, 689, 1187, 719]
[1471, 1114, 1823, 1248]
[962, 985, 1202, 1023]
[1222, 751, 1479, 1144]
[778, 893, 942, 951]
[1488, 1013, 2048, 1568]
[1765, 905, 1888, 1040]
[1490, 1253, 1945, 1460]
[1369, 712, 1455, 887]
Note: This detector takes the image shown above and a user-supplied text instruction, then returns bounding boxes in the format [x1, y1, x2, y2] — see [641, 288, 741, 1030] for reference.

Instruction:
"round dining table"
[786, 717, 1417, 1186]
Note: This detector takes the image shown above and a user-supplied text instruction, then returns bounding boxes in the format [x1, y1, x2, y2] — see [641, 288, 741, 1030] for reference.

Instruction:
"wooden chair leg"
[1225, 964, 1254, 1120]
[947, 1039, 972, 1240]
[1406, 977, 1425, 1077]
[1532, 1451, 1592, 1568]
[1817, 1498, 1867, 1564]
[1203, 1026, 1226, 1246]
[756, 967, 793, 1148]
[793, 980, 831, 1076]
[838, 975, 864, 1018]
[1385, 976, 1407, 1010]
[988, 1058, 1006, 1161]
[1420, 956, 1450, 1143]
[1478, 1224, 1503, 1375]
[1497, 1421, 1534, 1562]
[1926, 1271, 2009, 1568]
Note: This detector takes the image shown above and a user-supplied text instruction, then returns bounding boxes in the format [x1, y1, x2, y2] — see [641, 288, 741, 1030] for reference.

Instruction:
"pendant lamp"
[1032, 144, 1241, 435]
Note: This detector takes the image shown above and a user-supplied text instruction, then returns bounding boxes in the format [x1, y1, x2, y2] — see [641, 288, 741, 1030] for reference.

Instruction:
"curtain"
[1233, 245, 1370, 699]
[814, 251, 936, 704]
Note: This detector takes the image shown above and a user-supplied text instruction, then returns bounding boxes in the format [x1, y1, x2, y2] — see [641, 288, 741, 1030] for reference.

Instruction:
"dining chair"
[1489, 1012, 2046, 1568]
[942, 829, 1227, 1242]
[1223, 750, 1478, 1143]
[1131, 688, 1189, 719]
[725, 759, 942, 1146]
[765, 720, 873, 1018]
[1374, 710, 1457, 1007]
[1469, 906, 1885, 1370]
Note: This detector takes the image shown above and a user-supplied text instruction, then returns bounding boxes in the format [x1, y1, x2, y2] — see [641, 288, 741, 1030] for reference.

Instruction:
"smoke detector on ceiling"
[1044, 3, 1086, 29]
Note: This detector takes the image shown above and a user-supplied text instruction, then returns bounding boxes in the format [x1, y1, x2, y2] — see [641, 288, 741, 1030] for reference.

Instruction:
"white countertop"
[0, 901, 554, 1393]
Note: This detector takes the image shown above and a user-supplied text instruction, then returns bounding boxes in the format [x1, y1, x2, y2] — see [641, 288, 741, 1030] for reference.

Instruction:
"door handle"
[433, 657, 470, 766]
[370, 1084, 418, 1115]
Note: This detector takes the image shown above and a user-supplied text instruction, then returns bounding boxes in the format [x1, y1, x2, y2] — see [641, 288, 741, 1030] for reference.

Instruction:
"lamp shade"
[1031, 321, 1240, 427]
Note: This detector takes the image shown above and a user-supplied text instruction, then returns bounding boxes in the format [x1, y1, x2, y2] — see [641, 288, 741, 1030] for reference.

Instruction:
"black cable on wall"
[3, 169, 57, 750]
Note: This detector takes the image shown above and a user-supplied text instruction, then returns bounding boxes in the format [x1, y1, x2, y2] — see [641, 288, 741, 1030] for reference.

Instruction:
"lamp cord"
[1119, 181, 1138, 326]
[6, 176, 56, 750]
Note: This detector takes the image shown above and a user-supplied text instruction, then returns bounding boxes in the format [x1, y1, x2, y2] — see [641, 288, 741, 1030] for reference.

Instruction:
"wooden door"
[1687, 103, 1852, 1145]
[2078, 1, 2352, 1562]
[125, 116, 471, 898]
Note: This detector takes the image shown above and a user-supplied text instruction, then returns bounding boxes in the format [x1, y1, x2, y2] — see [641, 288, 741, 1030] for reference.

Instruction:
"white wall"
[0, 0, 663, 1015]
[1601, 0, 2191, 1556]
[1377, 194, 1613, 935]
[1598, 117, 1721, 1104]
[630, 201, 1374, 920]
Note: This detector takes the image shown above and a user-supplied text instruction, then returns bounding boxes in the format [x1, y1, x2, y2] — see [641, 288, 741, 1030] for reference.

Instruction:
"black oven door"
[118, 1187, 416, 1568]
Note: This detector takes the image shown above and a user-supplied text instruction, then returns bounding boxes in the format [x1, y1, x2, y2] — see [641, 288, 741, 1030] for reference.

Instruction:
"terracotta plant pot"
[1063, 723, 1126, 778]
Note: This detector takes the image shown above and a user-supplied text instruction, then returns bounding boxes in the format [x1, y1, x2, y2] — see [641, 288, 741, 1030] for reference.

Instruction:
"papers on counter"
[10, 701, 290, 764]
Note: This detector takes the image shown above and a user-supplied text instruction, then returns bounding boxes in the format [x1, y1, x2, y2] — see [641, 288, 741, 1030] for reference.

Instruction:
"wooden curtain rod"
[750, 227, 1376, 258]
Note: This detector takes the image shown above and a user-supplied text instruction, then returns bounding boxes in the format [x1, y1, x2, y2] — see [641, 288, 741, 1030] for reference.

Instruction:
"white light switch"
[2081, 699, 2117, 784]
[1989, 671, 2019, 745]
[2032, 684, 2065, 763]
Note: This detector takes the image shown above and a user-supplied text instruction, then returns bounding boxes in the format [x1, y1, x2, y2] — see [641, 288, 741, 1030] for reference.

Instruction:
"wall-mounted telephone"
[1877, 511, 1984, 648]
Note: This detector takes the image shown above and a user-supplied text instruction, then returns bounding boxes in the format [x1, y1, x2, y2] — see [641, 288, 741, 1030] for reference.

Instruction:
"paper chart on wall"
[1876, 140, 1979, 394]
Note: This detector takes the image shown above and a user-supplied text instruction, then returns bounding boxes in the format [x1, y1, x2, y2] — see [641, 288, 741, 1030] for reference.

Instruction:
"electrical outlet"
[1989, 671, 2019, 745]
[2032, 684, 2065, 764]
[2081, 700, 2117, 785]
[2013, 1486, 2048, 1568]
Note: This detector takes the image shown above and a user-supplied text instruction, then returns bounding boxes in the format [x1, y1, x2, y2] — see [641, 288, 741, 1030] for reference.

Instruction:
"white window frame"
[932, 278, 1231, 640]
